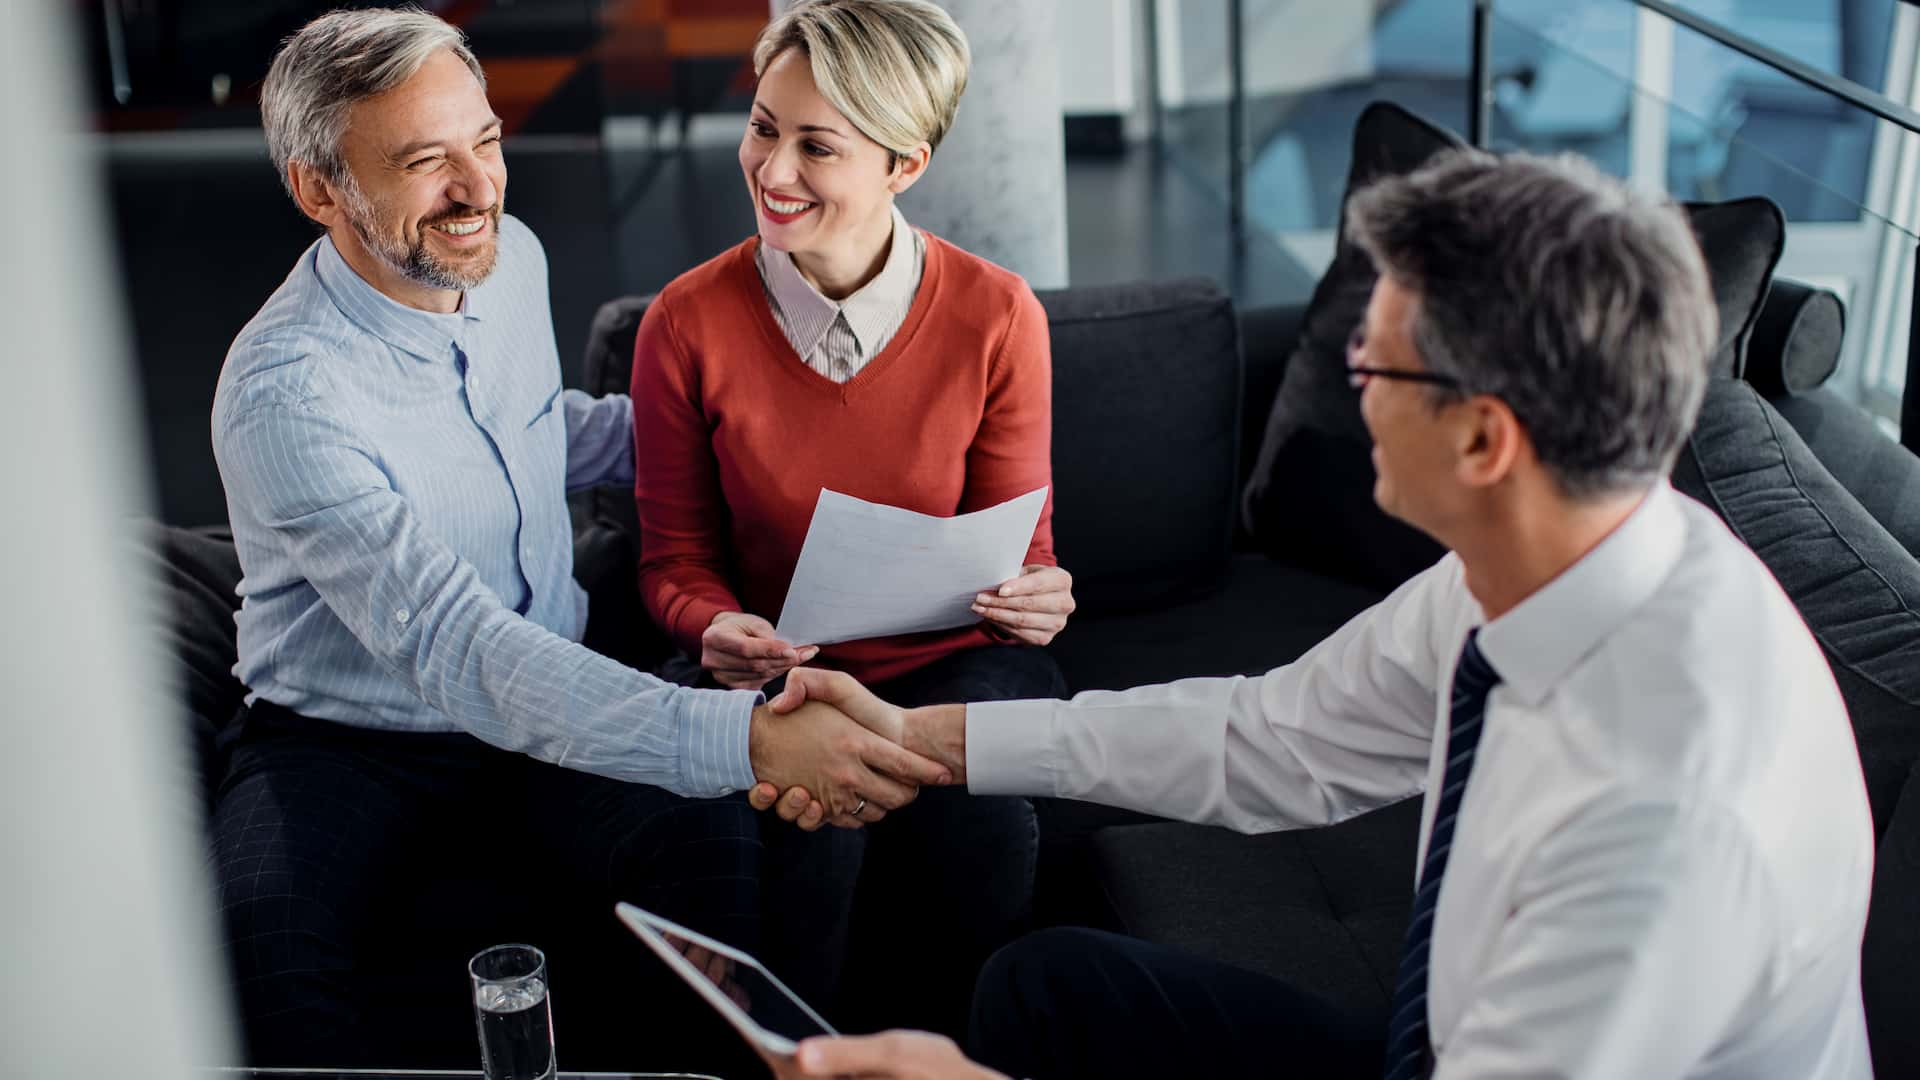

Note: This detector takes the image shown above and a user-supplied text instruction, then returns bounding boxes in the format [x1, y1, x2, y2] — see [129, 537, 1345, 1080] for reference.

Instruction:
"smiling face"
[325, 48, 505, 307]
[739, 48, 921, 290]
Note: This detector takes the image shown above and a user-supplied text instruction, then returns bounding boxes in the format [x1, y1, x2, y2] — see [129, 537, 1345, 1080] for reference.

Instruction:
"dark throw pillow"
[1239, 103, 1461, 592]
[1240, 103, 1786, 593]
[1686, 197, 1788, 377]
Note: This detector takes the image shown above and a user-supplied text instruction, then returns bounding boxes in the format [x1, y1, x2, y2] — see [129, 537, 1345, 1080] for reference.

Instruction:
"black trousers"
[760, 644, 1067, 1040]
[209, 702, 764, 1068]
[968, 927, 1387, 1080]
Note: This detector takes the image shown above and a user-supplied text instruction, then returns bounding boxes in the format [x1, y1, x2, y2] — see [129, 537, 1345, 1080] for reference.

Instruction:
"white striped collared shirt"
[754, 204, 925, 381]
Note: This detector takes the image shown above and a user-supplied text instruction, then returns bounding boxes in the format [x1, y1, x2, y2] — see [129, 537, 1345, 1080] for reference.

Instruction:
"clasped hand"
[747, 679, 947, 830]
[748, 669, 964, 831]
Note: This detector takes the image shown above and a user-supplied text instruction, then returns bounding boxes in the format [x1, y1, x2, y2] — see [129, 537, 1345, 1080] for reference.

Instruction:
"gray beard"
[343, 187, 498, 292]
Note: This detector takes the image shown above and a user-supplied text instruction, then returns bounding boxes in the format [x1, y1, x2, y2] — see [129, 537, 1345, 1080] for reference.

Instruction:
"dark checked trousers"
[209, 700, 762, 1066]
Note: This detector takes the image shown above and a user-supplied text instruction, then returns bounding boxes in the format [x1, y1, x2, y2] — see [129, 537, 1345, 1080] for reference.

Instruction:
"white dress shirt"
[969, 483, 1875, 1078]
[753, 203, 925, 382]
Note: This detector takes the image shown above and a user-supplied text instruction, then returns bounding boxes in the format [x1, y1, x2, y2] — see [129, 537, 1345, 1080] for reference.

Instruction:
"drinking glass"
[470, 944, 555, 1080]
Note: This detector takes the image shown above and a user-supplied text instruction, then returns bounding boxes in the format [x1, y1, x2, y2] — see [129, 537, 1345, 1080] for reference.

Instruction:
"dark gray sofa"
[153, 267, 1920, 1072]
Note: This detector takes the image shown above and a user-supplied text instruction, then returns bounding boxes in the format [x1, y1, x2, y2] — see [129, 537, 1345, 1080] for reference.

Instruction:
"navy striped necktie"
[1382, 629, 1502, 1080]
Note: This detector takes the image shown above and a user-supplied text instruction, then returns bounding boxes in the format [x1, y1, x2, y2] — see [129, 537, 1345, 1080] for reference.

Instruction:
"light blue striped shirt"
[211, 214, 758, 796]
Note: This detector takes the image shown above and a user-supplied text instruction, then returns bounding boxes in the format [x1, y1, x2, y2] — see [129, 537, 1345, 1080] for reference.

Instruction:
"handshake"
[744, 669, 968, 830]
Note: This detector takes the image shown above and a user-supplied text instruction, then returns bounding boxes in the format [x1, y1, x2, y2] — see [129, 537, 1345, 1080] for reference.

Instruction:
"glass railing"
[1152, 0, 1920, 438]
[1488, 0, 1918, 428]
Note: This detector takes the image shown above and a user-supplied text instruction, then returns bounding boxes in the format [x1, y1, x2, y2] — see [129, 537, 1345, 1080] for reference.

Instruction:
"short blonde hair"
[753, 0, 970, 156]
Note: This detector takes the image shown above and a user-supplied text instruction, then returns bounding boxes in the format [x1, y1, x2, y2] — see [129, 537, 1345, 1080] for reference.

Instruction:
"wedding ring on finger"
[852, 796, 867, 816]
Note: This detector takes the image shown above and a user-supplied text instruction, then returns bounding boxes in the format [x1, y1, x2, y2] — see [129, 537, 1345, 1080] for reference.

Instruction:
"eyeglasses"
[1344, 326, 1464, 392]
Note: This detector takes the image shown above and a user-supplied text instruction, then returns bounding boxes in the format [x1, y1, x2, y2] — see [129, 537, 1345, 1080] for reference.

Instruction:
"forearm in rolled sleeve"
[222, 402, 757, 795]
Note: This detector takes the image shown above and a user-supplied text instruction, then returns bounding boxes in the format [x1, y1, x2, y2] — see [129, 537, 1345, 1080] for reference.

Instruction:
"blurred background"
[78, 0, 1920, 529]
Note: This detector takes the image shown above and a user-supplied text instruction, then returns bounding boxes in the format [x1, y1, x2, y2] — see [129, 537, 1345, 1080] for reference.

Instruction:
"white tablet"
[614, 901, 837, 1059]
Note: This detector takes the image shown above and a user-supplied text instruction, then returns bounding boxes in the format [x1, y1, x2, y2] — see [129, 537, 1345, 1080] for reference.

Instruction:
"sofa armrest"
[133, 521, 246, 807]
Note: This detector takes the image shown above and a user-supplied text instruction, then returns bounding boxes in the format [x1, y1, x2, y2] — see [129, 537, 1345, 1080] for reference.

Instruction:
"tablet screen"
[652, 919, 833, 1044]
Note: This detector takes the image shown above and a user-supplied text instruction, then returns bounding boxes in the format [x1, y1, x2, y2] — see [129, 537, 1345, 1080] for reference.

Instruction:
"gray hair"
[261, 7, 485, 200]
[1345, 149, 1718, 500]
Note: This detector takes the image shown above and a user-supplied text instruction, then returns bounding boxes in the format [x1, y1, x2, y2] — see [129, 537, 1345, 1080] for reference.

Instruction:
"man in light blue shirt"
[208, 8, 942, 1064]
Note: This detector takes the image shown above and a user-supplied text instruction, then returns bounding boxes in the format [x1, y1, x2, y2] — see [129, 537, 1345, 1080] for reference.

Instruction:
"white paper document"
[774, 486, 1049, 646]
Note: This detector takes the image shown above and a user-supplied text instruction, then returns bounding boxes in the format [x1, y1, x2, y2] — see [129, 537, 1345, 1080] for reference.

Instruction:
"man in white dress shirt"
[751, 149, 1877, 1079]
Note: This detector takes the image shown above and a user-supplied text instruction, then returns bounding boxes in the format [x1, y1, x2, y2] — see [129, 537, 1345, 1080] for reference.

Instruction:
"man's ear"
[286, 161, 348, 230]
[886, 143, 933, 195]
[1454, 395, 1528, 491]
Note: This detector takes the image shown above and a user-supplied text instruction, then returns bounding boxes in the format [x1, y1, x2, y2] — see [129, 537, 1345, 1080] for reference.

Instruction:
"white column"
[1, 2, 235, 1075]
[898, 0, 1070, 288]
[1626, 7, 1674, 195]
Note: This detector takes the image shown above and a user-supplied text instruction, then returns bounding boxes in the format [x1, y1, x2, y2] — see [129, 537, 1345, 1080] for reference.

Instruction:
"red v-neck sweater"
[630, 231, 1055, 685]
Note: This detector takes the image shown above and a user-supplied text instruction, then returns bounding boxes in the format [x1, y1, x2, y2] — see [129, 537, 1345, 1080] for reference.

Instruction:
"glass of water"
[469, 944, 555, 1080]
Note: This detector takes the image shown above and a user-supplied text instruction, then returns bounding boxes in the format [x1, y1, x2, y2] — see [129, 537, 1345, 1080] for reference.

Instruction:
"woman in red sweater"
[629, 0, 1074, 1037]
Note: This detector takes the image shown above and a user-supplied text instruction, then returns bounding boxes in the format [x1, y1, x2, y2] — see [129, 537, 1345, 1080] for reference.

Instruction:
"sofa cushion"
[1091, 797, 1421, 1020]
[1670, 378, 1920, 835]
[1240, 104, 1785, 594]
[1048, 551, 1383, 693]
[1032, 279, 1245, 613]
[1771, 389, 1920, 562]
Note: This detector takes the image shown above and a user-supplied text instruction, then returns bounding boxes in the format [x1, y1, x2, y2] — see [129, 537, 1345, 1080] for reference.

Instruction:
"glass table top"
[208, 1060, 721, 1068]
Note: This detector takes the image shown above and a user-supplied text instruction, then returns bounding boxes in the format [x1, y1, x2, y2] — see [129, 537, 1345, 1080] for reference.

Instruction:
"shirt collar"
[1475, 481, 1687, 707]
[759, 204, 917, 357]
[313, 232, 480, 362]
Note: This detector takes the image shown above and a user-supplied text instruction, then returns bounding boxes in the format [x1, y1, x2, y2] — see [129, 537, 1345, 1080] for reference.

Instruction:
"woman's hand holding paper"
[703, 610, 818, 690]
[972, 564, 1075, 645]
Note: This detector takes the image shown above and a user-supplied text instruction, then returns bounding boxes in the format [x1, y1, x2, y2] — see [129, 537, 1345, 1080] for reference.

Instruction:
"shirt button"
[469, 376, 481, 393]
[394, 607, 411, 625]
[523, 546, 534, 561]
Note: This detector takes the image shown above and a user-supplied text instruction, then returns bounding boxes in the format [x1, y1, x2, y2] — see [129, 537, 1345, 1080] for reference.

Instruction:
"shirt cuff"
[681, 686, 762, 795]
[965, 698, 1059, 797]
